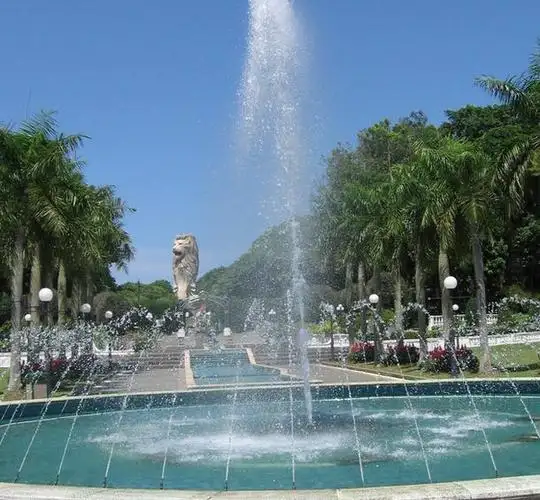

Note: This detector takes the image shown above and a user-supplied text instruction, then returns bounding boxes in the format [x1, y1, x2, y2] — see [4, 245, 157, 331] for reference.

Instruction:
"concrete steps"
[252, 347, 348, 366]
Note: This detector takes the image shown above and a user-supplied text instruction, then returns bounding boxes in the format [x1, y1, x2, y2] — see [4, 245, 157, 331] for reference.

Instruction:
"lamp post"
[369, 294, 381, 363]
[38, 288, 53, 397]
[80, 303, 92, 354]
[452, 304, 460, 349]
[80, 303, 91, 318]
[443, 276, 458, 377]
[336, 304, 345, 360]
[184, 311, 190, 335]
[105, 310, 113, 368]
[23, 314, 32, 366]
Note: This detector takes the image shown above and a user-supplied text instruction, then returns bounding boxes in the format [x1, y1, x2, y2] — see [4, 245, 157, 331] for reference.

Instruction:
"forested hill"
[195, 216, 344, 329]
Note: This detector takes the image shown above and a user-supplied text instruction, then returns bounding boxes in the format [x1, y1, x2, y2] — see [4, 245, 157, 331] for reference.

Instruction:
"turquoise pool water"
[189, 349, 288, 385]
[1, 394, 540, 490]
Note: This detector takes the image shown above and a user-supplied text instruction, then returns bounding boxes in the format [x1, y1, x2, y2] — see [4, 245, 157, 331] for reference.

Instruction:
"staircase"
[120, 336, 186, 371]
[249, 344, 348, 366]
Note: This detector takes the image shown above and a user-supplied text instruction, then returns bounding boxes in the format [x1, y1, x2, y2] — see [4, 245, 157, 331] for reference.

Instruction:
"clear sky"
[1, 1, 539, 284]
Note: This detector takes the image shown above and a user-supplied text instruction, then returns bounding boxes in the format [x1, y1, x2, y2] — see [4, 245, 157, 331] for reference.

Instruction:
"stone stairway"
[249, 344, 348, 366]
[89, 336, 188, 395]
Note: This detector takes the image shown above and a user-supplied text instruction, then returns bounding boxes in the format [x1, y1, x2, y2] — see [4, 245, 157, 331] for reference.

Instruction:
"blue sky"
[1, 1, 539, 284]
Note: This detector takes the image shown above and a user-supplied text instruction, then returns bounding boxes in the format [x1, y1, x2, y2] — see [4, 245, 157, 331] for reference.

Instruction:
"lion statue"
[172, 234, 199, 301]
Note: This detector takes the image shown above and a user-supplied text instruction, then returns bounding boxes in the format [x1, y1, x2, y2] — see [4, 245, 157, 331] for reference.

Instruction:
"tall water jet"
[238, 0, 312, 420]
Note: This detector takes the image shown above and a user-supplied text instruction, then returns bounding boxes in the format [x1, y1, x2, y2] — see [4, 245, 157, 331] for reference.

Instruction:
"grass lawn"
[325, 342, 540, 380]
[0, 369, 8, 394]
[471, 342, 540, 370]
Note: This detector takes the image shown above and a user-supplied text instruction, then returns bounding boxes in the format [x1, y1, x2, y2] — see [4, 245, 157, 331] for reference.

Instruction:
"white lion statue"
[172, 234, 199, 301]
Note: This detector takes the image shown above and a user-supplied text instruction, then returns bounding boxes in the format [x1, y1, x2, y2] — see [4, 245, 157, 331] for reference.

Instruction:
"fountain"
[238, 0, 312, 422]
[2, 1, 540, 498]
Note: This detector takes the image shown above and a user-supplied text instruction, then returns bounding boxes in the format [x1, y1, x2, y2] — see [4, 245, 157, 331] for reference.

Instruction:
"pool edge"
[0, 474, 540, 499]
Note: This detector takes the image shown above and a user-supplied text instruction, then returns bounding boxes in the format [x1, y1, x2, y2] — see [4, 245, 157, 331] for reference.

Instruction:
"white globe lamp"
[369, 294, 379, 305]
[104, 310, 113, 320]
[38, 287, 53, 303]
[443, 276, 458, 290]
[452, 304, 459, 312]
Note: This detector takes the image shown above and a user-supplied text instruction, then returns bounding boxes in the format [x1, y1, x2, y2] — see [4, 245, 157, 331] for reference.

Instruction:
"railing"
[428, 313, 498, 329]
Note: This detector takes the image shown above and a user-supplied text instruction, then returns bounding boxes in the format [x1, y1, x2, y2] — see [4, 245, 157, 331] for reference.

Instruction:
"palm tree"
[475, 42, 540, 204]
[414, 136, 513, 372]
[55, 181, 134, 324]
[0, 112, 85, 394]
[390, 162, 438, 361]
[413, 137, 461, 351]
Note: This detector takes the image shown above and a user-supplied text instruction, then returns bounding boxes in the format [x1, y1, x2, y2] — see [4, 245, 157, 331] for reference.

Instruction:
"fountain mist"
[238, 0, 311, 419]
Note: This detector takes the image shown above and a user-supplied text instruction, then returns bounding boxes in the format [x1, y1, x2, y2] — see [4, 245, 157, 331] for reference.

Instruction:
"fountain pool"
[189, 349, 292, 386]
[1, 381, 540, 496]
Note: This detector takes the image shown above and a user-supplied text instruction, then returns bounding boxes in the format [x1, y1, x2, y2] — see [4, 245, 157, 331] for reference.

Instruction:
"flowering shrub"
[420, 346, 479, 373]
[382, 342, 419, 366]
[111, 306, 155, 335]
[159, 306, 186, 335]
[493, 295, 540, 334]
[20, 353, 106, 388]
[20, 361, 43, 385]
[20, 357, 70, 386]
[348, 341, 375, 363]
[68, 354, 99, 378]
[348, 300, 388, 339]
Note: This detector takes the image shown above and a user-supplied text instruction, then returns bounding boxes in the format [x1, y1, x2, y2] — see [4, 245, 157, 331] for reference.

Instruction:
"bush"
[20, 356, 71, 386]
[133, 331, 157, 352]
[402, 329, 418, 340]
[348, 341, 375, 363]
[382, 342, 419, 366]
[420, 346, 479, 373]
[380, 308, 395, 324]
[68, 354, 99, 379]
[0, 322, 10, 352]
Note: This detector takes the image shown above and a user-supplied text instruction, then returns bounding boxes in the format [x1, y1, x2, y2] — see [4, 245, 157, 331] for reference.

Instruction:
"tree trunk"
[471, 227, 491, 372]
[345, 261, 353, 307]
[72, 279, 82, 320]
[84, 272, 94, 353]
[28, 245, 42, 366]
[357, 261, 367, 340]
[415, 244, 428, 362]
[438, 243, 452, 343]
[44, 268, 54, 326]
[29, 247, 41, 326]
[357, 261, 366, 300]
[57, 260, 67, 326]
[393, 262, 403, 337]
[7, 229, 25, 393]
[71, 277, 82, 358]
[371, 266, 384, 363]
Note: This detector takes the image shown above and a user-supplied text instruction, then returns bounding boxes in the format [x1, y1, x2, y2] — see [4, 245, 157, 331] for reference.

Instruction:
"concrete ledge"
[1, 475, 540, 499]
[246, 347, 256, 365]
[2, 378, 540, 422]
[183, 350, 195, 388]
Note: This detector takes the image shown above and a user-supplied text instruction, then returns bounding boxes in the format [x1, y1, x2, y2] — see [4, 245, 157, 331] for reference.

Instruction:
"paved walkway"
[289, 363, 399, 383]
[90, 366, 186, 394]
